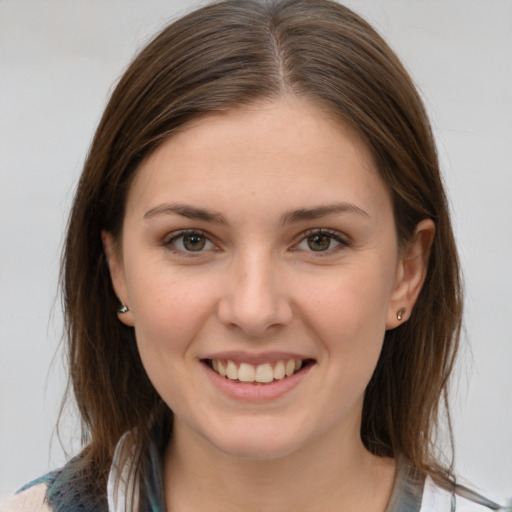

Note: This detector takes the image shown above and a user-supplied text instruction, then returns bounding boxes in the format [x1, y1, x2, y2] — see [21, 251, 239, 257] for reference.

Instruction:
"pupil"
[183, 234, 205, 251]
[307, 235, 330, 251]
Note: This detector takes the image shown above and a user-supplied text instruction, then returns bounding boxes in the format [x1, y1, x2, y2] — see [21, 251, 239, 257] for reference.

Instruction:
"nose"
[217, 252, 293, 337]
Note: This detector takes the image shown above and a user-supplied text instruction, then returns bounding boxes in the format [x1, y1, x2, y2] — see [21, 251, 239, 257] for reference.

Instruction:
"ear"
[101, 231, 134, 327]
[386, 219, 435, 329]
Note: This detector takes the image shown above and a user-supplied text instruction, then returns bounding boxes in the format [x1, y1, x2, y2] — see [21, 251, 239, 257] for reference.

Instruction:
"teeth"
[274, 360, 285, 380]
[210, 358, 306, 384]
[255, 363, 274, 383]
[226, 360, 238, 380]
[238, 363, 256, 382]
[285, 360, 295, 377]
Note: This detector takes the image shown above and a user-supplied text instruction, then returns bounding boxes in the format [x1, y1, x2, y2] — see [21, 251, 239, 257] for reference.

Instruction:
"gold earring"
[397, 307, 406, 321]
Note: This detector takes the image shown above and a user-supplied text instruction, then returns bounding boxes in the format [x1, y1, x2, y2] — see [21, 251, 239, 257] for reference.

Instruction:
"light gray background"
[1, 0, 511, 504]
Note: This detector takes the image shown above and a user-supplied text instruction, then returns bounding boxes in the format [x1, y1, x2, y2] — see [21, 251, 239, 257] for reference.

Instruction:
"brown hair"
[61, 0, 462, 501]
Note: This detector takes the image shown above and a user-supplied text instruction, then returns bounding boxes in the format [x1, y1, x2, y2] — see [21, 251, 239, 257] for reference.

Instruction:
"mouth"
[202, 358, 315, 385]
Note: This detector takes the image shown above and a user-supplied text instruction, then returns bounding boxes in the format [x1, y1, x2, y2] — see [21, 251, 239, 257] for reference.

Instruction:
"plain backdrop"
[1, 0, 511, 504]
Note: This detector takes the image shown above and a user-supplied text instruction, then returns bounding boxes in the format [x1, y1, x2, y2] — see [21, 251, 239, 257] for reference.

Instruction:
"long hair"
[61, 0, 462, 502]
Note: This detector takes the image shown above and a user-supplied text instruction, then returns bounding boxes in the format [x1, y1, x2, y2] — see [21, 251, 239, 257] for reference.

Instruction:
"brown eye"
[182, 234, 206, 251]
[164, 230, 215, 255]
[307, 234, 332, 251]
[294, 229, 348, 255]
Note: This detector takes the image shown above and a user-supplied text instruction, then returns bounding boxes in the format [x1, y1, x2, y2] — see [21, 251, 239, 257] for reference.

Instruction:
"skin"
[104, 97, 434, 512]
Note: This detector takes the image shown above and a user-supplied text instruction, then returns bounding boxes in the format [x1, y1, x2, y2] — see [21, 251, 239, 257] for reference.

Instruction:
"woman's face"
[105, 98, 429, 460]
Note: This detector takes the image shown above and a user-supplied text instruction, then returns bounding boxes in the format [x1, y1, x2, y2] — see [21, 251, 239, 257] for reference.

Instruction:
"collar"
[385, 456, 426, 512]
[107, 430, 166, 512]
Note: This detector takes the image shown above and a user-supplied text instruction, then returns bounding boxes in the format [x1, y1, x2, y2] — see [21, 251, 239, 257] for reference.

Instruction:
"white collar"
[107, 432, 140, 512]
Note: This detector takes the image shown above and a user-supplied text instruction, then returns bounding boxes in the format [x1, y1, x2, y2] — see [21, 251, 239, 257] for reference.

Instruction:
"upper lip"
[201, 351, 313, 365]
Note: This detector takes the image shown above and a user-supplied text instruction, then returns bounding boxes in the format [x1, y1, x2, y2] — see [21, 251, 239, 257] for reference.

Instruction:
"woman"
[2, 0, 506, 510]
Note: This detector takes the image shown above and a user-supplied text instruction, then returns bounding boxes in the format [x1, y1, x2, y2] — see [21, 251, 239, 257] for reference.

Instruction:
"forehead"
[125, 97, 391, 222]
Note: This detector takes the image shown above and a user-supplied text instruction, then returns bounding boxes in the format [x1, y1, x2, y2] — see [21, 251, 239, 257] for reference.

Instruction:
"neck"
[163, 420, 396, 512]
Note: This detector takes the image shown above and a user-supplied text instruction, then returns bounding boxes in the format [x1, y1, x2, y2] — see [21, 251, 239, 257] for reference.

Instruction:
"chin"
[215, 437, 301, 461]
[202, 420, 309, 461]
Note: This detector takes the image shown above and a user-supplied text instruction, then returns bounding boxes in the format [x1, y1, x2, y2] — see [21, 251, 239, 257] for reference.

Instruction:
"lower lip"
[202, 362, 314, 402]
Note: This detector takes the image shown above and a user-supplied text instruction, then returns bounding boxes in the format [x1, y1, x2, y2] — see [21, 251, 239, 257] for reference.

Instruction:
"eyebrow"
[143, 203, 228, 224]
[280, 203, 369, 225]
[143, 202, 368, 225]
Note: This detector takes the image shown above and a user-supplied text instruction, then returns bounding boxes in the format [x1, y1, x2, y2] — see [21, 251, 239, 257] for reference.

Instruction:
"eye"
[294, 229, 348, 253]
[164, 230, 215, 253]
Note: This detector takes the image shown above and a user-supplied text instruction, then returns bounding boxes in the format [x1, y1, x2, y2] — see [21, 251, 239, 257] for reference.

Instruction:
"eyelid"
[162, 228, 217, 255]
[292, 228, 351, 253]
[161, 227, 350, 256]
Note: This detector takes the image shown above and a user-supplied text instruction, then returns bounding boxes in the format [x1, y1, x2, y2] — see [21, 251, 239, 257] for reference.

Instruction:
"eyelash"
[163, 229, 215, 256]
[294, 229, 350, 255]
[162, 228, 350, 256]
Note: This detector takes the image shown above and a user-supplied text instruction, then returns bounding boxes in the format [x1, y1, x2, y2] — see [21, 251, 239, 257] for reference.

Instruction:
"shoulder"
[0, 483, 51, 512]
[420, 475, 504, 512]
[1, 462, 109, 512]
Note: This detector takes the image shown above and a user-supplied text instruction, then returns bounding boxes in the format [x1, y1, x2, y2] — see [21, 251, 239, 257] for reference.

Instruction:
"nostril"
[216, 278, 293, 336]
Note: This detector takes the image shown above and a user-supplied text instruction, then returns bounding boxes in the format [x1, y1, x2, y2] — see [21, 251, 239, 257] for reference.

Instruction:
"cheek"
[300, 262, 394, 337]
[296, 261, 395, 379]
[128, 277, 215, 412]
[125, 262, 219, 378]
[132, 281, 212, 347]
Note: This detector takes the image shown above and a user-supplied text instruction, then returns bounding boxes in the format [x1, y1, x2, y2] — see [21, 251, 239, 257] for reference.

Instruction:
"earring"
[397, 307, 406, 321]
[118, 302, 129, 314]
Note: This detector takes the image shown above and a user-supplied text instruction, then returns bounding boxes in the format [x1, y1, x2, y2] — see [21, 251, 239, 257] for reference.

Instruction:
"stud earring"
[118, 302, 129, 314]
[397, 307, 406, 321]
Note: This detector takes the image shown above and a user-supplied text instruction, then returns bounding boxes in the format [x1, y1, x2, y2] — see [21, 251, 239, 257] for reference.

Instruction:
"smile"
[204, 358, 312, 384]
